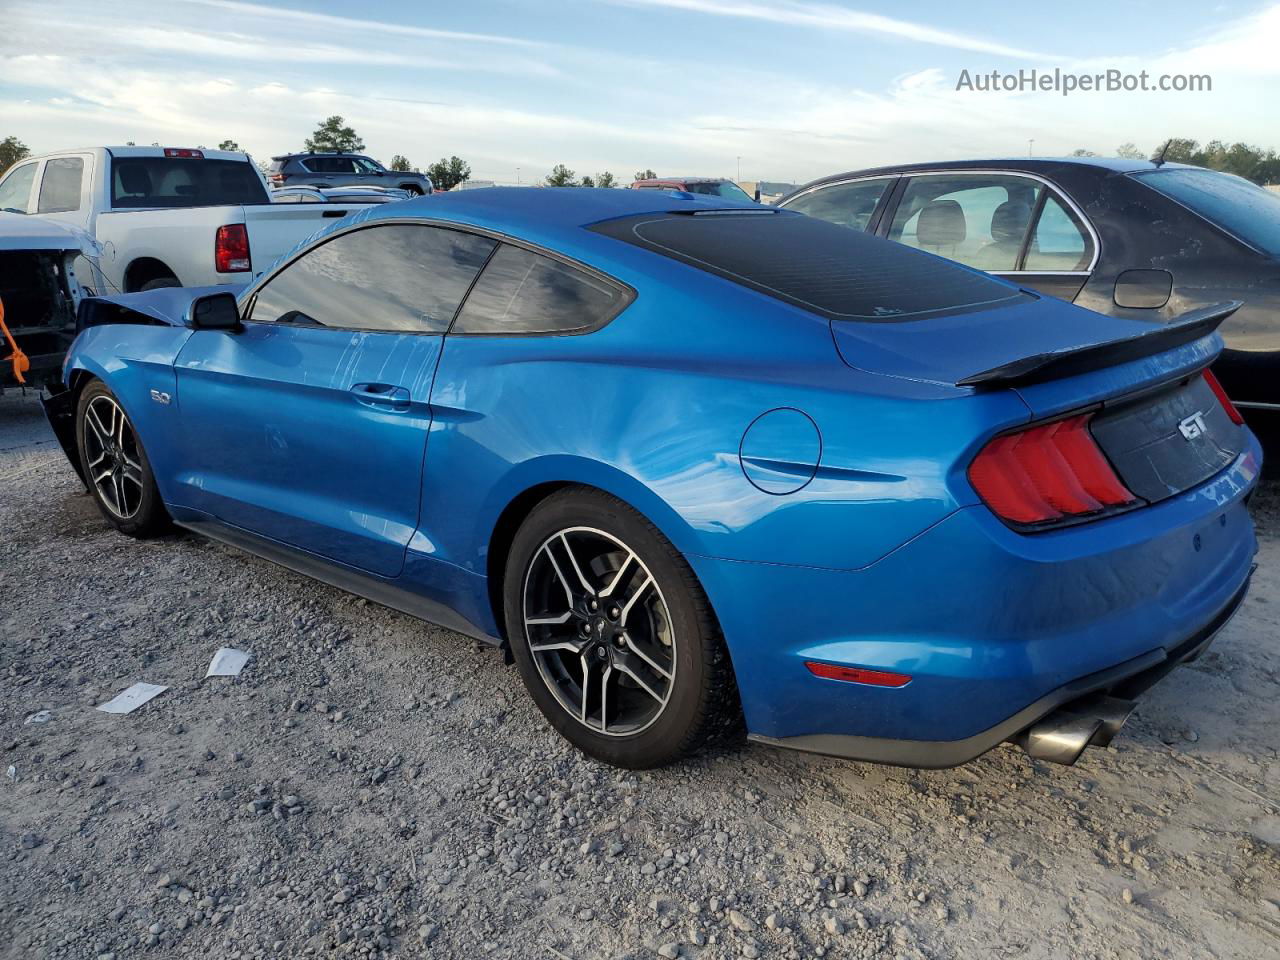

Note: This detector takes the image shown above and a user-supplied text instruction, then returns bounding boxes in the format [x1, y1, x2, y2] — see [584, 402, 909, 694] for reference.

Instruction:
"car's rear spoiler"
[956, 301, 1240, 389]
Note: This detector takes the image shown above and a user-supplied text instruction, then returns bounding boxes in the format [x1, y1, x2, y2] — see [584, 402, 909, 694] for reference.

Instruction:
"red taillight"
[969, 413, 1136, 526]
[268, 173, 285, 185]
[1203, 369, 1244, 425]
[215, 224, 250, 273]
[805, 662, 912, 688]
[163, 148, 204, 158]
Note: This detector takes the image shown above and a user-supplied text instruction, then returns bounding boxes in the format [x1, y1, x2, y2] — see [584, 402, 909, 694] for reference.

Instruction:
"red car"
[631, 177, 758, 202]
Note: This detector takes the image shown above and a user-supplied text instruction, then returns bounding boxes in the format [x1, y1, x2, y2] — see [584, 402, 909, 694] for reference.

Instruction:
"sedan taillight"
[969, 414, 1136, 526]
[215, 224, 250, 273]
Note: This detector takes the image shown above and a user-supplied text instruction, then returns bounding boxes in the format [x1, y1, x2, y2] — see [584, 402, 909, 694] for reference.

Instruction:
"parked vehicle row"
[266, 152, 434, 195]
[778, 157, 1280, 411]
[42, 187, 1260, 772]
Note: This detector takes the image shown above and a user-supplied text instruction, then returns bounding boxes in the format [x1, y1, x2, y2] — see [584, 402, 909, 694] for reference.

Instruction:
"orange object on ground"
[0, 296, 30, 384]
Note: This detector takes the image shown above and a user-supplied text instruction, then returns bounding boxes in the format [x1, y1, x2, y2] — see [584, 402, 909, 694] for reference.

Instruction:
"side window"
[37, 157, 85, 213]
[783, 178, 894, 232]
[453, 244, 626, 335]
[888, 175, 1042, 271]
[0, 161, 37, 213]
[248, 224, 496, 332]
[1023, 194, 1092, 272]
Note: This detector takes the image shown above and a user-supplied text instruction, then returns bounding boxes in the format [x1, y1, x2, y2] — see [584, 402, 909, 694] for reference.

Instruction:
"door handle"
[350, 382, 411, 411]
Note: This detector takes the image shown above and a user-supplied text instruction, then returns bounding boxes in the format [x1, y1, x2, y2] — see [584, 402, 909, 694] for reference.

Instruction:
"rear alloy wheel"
[76, 381, 169, 537]
[505, 488, 738, 768]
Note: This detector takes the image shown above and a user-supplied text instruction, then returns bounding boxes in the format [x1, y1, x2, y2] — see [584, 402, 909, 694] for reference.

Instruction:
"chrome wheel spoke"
[525, 610, 573, 627]
[529, 639, 585, 655]
[620, 631, 673, 681]
[598, 552, 634, 599]
[599, 665, 612, 733]
[578, 655, 592, 722]
[613, 656, 664, 704]
[617, 574, 653, 627]
[559, 532, 597, 596]
[541, 543, 575, 608]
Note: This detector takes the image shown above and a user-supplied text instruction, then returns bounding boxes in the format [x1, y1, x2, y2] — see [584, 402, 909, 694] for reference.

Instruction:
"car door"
[171, 221, 497, 577]
[778, 176, 899, 233]
[0, 159, 38, 214]
[879, 171, 1096, 301]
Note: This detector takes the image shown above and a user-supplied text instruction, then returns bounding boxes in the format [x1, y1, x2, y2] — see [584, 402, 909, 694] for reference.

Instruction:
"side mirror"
[754, 188, 762, 203]
[189, 292, 242, 331]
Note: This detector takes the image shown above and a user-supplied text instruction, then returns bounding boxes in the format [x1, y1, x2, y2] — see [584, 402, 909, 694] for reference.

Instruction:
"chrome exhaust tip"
[1014, 695, 1137, 765]
[1082, 696, 1137, 747]
[1017, 712, 1103, 765]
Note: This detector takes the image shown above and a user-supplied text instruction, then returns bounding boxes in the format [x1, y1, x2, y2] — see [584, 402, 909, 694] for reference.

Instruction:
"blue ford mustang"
[43, 188, 1260, 770]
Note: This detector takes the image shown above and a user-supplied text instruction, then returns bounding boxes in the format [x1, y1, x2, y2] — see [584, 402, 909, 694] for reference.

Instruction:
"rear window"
[110, 157, 269, 208]
[1135, 168, 1280, 257]
[589, 210, 1028, 321]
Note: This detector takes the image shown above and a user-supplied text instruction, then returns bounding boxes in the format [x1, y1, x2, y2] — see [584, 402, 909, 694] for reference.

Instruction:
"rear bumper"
[747, 567, 1251, 767]
[688, 439, 1261, 766]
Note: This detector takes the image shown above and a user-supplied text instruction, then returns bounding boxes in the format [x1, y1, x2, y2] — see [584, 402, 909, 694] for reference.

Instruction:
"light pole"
[736, 156, 742, 182]
[516, 167, 521, 185]
[1027, 139, 1034, 157]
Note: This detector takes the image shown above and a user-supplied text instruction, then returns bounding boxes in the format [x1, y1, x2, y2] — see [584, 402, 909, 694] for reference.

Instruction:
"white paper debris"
[206, 648, 250, 678]
[24, 710, 52, 725]
[6, 765, 16, 783]
[97, 682, 168, 715]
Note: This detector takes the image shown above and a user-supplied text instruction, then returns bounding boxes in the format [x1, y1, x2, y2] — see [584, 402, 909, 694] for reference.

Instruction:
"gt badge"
[1178, 410, 1206, 440]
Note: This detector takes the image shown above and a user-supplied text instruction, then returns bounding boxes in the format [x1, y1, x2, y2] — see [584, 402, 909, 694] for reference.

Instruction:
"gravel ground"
[2, 390, 1279, 960]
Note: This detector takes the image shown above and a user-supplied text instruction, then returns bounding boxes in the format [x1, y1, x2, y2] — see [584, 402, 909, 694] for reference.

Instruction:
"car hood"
[0, 212, 101, 258]
[828, 293, 1229, 391]
[80, 284, 248, 328]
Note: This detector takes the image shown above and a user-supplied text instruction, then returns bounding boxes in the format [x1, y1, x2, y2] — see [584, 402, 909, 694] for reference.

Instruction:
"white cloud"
[605, 0, 1052, 59]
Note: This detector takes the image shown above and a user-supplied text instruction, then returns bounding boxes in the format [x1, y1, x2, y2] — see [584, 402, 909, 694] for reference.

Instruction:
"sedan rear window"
[590, 210, 1028, 321]
[110, 157, 269, 208]
[1135, 168, 1280, 257]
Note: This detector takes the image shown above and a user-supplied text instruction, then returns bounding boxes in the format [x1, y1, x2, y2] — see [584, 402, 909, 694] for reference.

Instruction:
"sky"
[2, 0, 1278, 185]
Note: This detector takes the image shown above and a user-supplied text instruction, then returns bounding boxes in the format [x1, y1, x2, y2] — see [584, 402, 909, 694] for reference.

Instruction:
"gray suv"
[267, 153, 433, 195]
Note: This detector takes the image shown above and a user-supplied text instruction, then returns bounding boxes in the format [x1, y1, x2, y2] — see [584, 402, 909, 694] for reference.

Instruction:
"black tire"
[400, 184, 424, 196]
[139, 277, 180, 291]
[504, 487, 739, 768]
[75, 380, 170, 537]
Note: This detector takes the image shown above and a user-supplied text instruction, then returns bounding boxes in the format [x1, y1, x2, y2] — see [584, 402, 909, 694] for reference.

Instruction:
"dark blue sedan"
[43, 188, 1260, 770]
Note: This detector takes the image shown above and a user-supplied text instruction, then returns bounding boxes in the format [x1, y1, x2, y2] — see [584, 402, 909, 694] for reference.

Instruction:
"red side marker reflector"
[805, 661, 911, 688]
[1203, 369, 1245, 425]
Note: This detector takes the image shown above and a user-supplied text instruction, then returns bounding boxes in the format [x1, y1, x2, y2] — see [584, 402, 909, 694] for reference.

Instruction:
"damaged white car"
[0, 212, 105, 391]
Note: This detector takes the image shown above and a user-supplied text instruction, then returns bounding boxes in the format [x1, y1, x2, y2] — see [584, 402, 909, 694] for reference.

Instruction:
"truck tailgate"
[241, 204, 364, 276]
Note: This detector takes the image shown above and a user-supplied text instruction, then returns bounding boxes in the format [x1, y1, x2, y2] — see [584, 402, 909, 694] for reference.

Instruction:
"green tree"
[545, 164, 578, 187]
[1115, 142, 1145, 159]
[389, 154, 413, 172]
[0, 135, 30, 174]
[1155, 137, 1200, 163]
[1069, 148, 1097, 157]
[580, 175, 595, 188]
[218, 139, 241, 151]
[305, 116, 364, 153]
[595, 171, 618, 188]
[426, 156, 471, 191]
[634, 168, 656, 181]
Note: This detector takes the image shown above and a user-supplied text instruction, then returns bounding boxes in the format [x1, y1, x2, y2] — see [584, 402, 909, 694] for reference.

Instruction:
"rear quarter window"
[589, 210, 1028, 322]
[452, 244, 630, 335]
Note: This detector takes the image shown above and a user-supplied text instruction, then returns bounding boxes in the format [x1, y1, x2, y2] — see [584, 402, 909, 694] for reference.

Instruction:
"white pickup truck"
[0, 146, 375, 294]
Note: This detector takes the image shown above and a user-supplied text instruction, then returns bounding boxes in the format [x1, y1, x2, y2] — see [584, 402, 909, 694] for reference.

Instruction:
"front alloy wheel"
[506, 488, 739, 768]
[75, 380, 169, 537]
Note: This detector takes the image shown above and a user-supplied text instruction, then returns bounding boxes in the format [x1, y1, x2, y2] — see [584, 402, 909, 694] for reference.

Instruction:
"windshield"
[1135, 167, 1280, 257]
[110, 157, 269, 208]
[685, 181, 753, 202]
